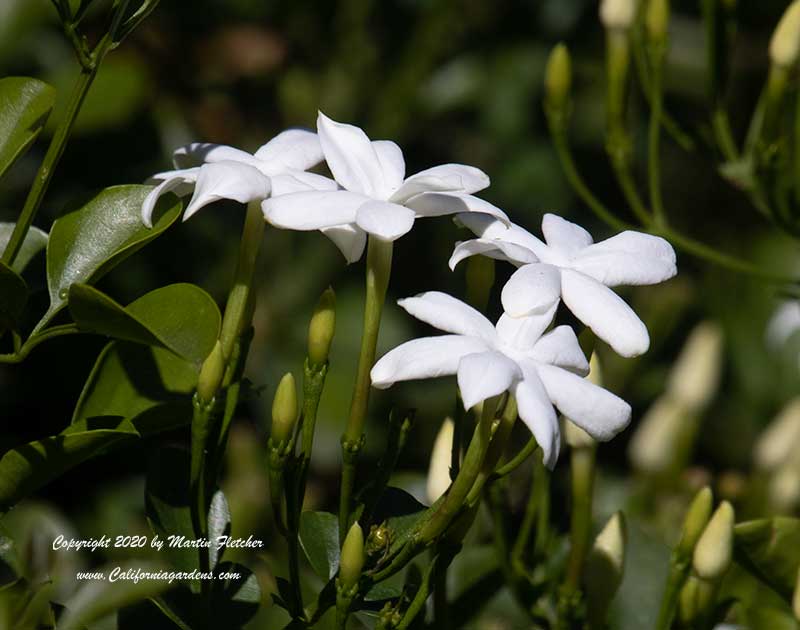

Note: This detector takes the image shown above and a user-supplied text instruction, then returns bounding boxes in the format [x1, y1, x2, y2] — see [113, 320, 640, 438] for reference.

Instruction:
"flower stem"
[563, 445, 597, 595]
[654, 555, 690, 630]
[647, 45, 668, 228]
[339, 236, 393, 540]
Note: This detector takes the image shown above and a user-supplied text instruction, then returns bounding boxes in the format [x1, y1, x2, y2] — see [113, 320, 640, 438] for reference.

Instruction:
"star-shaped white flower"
[370, 292, 631, 467]
[261, 112, 508, 263]
[449, 213, 677, 357]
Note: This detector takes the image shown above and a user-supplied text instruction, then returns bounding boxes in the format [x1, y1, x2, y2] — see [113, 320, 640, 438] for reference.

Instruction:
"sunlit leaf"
[208, 490, 231, 571]
[0, 77, 55, 180]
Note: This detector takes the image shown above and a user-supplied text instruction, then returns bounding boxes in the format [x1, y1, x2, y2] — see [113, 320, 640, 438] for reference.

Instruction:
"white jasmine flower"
[262, 112, 507, 263]
[449, 213, 677, 357]
[370, 291, 631, 467]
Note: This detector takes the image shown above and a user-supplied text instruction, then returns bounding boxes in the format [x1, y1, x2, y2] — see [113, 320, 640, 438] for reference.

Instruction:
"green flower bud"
[600, 0, 637, 30]
[755, 398, 800, 472]
[340, 522, 365, 589]
[646, 0, 670, 44]
[627, 395, 688, 474]
[678, 574, 715, 626]
[693, 501, 734, 581]
[584, 512, 627, 627]
[197, 340, 225, 404]
[770, 0, 800, 68]
[544, 43, 572, 114]
[676, 486, 713, 559]
[667, 322, 724, 413]
[271, 373, 298, 445]
[308, 287, 336, 367]
[427, 417, 455, 504]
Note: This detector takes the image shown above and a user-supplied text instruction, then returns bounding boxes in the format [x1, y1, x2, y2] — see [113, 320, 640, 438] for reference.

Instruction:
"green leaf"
[71, 341, 196, 432]
[299, 511, 340, 580]
[69, 283, 221, 365]
[210, 562, 261, 627]
[0, 260, 27, 329]
[208, 490, 231, 571]
[0, 77, 55, 180]
[0, 224, 47, 274]
[0, 419, 138, 512]
[734, 517, 800, 601]
[39, 185, 181, 331]
[56, 561, 171, 630]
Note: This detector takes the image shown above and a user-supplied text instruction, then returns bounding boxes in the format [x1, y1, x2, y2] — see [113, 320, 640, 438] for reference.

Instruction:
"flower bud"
[646, 0, 670, 44]
[693, 501, 734, 581]
[308, 287, 336, 367]
[667, 322, 724, 412]
[197, 340, 225, 404]
[754, 398, 800, 471]
[340, 522, 365, 589]
[427, 417, 455, 504]
[600, 0, 637, 30]
[564, 353, 602, 449]
[271, 373, 298, 445]
[768, 451, 800, 512]
[676, 486, 713, 559]
[628, 395, 689, 474]
[584, 512, 627, 627]
[770, 0, 800, 68]
[544, 44, 572, 114]
[678, 574, 715, 626]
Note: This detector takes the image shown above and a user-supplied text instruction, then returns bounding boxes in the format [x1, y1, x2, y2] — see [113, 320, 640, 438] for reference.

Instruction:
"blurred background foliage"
[1, 0, 800, 628]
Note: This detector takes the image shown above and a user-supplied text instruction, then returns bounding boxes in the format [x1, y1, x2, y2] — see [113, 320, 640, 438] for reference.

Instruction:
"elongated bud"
[545, 44, 572, 114]
[271, 373, 298, 445]
[308, 287, 336, 367]
[646, 0, 670, 44]
[628, 396, 688, 474]
[678, 574, 715, 626]
[565, 354, 603, 449]
[667, 322, 724, 412]
[770, 1, 800, 68]
[754, 398, 800, 471]
[768, 450, 800, 512]
[600, 0, 637, 30]
[676, 486, 713, 558]
[693, 501, 734, 581]
[793, 567, 800, 621]
[427, 417, 455, 504]
[584, 512, 627, 627]
[340, 522, 365, 589]
[197, 341, 225, 404]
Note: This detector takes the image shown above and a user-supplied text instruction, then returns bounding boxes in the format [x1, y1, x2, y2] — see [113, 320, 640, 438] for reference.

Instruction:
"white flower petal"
[560, 269, 649, 357]
[398, 291, 497, 341]
[270, 171, 338, 196]
[253, 129, 323, 172]
[390, 164, 490, 203]
[457, 351, 522, 410]
[142, 168, 199, 228]
[355, 200, 416, 241]
[320, 224, 367, 264]
[514, 366, 560, 469]
[496, 307, 557, 351]
[456, 214, 552, 260]
[371, 335, 490, 388]
[571, 231, 677, 287]
[448, 238, 538, 271]
[173, 143, 259, 169]
[541, 213, 593, 255]
[372, 140, 406, 195]
[404, 192, 509, 223]
[501, 263, 562, 317]
[536, 363, 631, 441]
[263, 190, 368, 230]
[530, 326, 590, 375]
[183, 161, 271, 221]
[317, 112, 385, 197]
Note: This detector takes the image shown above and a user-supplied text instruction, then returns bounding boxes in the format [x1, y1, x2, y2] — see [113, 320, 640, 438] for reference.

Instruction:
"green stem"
[491, 438, 538, 480]
[563, 446, 597, 595]
[711, 108, 739, 162]
[648, 47, 668, 227]
[396, 553, 442, 630]
[465, 396, 516, 506]
[339, 236, 393, 539]
[190, 394, 214, 542]
[433, 552, 450, 630]
[608, 147, 653, 226]
[654, 556, 690, 630]
[0, 324, 82, 364]
[510, 452, 544, 573]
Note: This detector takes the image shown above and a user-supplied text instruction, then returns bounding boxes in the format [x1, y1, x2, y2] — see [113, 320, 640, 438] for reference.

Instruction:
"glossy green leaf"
[56, 561, 170, 630]
[208, 490, 231, 571]
[734, 517, 800, 601]
[0, 418, 138, 512]
[39, 185, 181, 331]
[69, 283, 221, 365]
[0, 261, 27, 328]
[299, 511, 340, 580]
[0, 77, 55, 180]
[210, 562, 261, 627]
[0, 224, 47, 274]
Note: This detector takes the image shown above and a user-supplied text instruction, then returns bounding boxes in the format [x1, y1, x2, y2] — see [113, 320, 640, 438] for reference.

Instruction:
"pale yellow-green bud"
[544, 43, 572, 113]
[770, 0, 800, 68]
[308, 287, 336, 367]
[584, 512, 627, 627]
[676, 486, 713, 559]
[667, 322, 724, 412]
[427, 417, 455, 504]
[340, 522, 365, 589]
[628, 395, 689, 474]
[768, 450, 800, 513]
[197, 340, 225, 404]
[271, 373, 298, 445]
[646, 0, 670, 44]
[564, 353, 602, 449]
[754, 398, 800, 471]
[678, 574, 715, 626]
[600, 0, 637, 30]
[693, 501, 734, 581]
[793, 567, 800, 621]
